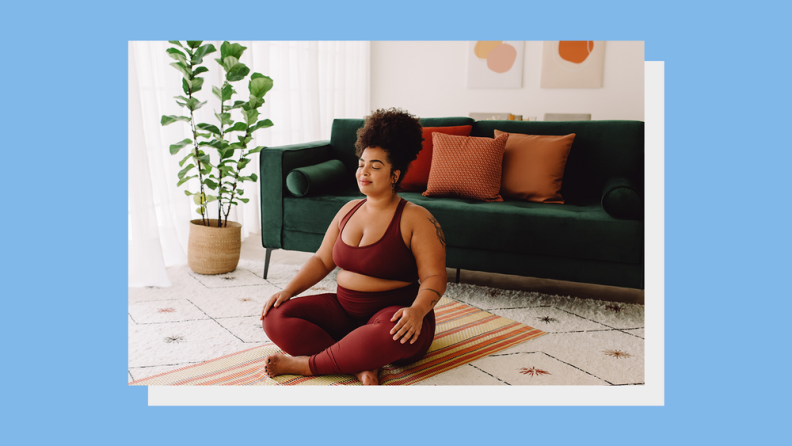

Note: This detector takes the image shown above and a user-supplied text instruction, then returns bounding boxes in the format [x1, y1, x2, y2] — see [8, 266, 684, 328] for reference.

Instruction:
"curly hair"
[354, 108, 424, 190]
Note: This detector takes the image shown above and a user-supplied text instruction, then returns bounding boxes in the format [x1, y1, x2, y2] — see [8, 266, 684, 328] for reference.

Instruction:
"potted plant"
[161, 40, 273, 274]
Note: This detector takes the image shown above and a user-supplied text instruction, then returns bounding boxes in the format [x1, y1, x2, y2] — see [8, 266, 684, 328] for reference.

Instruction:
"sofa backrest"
[330, 118, 644, 204]
[473, 120, 644, 204]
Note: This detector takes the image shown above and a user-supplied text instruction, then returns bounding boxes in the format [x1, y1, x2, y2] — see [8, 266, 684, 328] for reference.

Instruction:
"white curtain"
[129, 41, 370, 287]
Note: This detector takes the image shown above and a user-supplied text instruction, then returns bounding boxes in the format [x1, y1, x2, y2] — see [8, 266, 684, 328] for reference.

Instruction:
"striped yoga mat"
[129, 296, 546, 386]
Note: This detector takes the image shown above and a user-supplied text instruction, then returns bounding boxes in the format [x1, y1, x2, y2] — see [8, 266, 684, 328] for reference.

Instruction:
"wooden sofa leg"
[455, 268, 460, 284]
[263, 248, 273, 279]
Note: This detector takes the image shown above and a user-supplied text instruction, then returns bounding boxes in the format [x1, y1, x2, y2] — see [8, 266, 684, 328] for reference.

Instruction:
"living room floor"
[129, 234, 645, 385]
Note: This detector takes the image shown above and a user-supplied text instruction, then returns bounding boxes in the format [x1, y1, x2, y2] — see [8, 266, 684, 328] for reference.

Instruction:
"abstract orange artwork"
[467, 41, 524, 88]
[540, 41, 606, 88]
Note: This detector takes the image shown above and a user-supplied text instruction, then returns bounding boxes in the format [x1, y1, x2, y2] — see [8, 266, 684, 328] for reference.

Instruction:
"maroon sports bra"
[332, 198, 420, 283]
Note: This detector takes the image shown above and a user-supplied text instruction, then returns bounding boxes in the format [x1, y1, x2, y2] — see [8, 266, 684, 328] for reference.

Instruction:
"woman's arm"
[261, 199, 360, 318]
[280, 199, 360, 295]
[389, 205, 447, 343]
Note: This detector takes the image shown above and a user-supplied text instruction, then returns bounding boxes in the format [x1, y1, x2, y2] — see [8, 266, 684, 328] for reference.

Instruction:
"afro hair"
[355, 108, 424, 190]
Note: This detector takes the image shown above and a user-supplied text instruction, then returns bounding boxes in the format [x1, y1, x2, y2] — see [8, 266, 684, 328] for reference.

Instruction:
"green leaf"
[204, 179, 218, 190]
[196, 132, 211, 139]
[227, 122, 247, 132]
[179, 152, 194, 167]
[219, 149, 235, 160]
[205, 195, 218, 203]
[246, 146, 265, 155]
[186, 41, 202, 49]
[186, 97, 207, 112]
[196, 154, 211, 166]
[250, 173, 258, 182]
[191, 43, 216, 64]
[238, 198, 249, 203]
[168, 41, 184, 47]
[250, 119, 273, 133]
[229, 100, 246, 110]
[170, 62, 192, 80]
[178, 163, 195, 179]
[212, 86, 222, 101]
[221, 84, 234, 101]
[192, 66, 209, 76]
[243, 109, 259, 126]
[237, 189, 244, 195]
[216, 113, 233, 127]
[169, 138, 192, 155]
[221, 56, 239, 72]
[177, 175, 197, 186]
[238, 158, 251, 170]
[247, 96, 262, 109]
[220, 41, 246, 60]
[181, 78, 191, 96]
[226, 63, 250, 82]
[160, 115, 191, 126]
[184, 190, 194, 196]
[189, 77, 205, 93]
[197, 123, 221, 135]
[166, 48, 188, 65]
[173, 95, 189, 102]
[249, 75, 273, 98]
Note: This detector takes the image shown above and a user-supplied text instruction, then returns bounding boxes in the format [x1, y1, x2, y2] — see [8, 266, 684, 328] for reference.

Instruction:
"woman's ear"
[391, 169, 401, 184]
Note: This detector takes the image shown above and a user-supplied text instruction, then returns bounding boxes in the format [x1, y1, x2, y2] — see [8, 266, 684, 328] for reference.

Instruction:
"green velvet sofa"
[259, 117, 645, 289]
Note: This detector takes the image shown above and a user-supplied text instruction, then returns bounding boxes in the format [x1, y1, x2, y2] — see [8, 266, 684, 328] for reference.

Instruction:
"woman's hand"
[260, 290, 293, 320]
[389, 307, 425, 344]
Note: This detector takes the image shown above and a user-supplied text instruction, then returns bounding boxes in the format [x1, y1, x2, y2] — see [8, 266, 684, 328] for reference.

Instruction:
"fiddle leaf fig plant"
[161, 40, 273, 228]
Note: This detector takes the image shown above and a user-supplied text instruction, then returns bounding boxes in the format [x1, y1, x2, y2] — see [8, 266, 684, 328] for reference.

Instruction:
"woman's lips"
[359, 180, 371, 186]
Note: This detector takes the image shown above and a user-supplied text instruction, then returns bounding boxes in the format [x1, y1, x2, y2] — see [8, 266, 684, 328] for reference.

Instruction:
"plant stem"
[185, 46, 207, 227]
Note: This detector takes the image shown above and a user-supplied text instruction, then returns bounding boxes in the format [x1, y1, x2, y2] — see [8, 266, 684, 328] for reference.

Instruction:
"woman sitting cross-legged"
[260, 108, 447, 385]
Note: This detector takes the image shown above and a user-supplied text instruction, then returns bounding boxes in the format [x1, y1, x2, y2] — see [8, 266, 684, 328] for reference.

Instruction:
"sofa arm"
[259, 140, 332, 248]
[601, 175, 643, 221]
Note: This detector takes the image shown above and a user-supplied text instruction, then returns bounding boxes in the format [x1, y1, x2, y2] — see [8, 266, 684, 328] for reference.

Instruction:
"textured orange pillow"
[494, 129, 575, 204]
[422, 133, 508, 202]
[400, 125, 473, 191]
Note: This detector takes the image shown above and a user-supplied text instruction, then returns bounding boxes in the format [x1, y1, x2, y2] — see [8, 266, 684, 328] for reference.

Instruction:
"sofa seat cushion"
[284, 191, 642, 265]
[401, 193, 642, 265]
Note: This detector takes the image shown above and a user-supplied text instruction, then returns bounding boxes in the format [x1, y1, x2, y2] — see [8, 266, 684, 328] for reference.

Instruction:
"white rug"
[129, 260, 644, 385]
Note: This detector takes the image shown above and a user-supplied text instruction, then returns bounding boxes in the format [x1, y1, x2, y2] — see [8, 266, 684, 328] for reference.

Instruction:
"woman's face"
[357, 147, 400, 196]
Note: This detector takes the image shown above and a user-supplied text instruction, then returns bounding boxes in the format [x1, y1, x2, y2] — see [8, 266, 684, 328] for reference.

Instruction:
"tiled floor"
[129, 235, 645, 385]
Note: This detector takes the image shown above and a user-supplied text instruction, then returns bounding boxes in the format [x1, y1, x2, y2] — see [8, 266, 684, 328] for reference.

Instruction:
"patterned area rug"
[129, 259, 644, 386]
[130, 296, 546, 386]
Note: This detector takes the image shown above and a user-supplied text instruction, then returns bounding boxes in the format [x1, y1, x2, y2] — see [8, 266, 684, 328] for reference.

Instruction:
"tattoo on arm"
[427, 217, 446, 249]
[421, 288, 442, 308]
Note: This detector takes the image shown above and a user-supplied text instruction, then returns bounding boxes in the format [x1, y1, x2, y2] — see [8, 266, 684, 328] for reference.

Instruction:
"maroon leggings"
[261, 282, 436, 375]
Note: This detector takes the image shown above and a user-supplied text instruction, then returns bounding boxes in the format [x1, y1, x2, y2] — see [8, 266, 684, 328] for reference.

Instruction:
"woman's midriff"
[336, 269, 412, 292]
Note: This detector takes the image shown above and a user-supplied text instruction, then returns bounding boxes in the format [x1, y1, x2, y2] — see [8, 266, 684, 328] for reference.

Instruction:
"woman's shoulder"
[401, 199, 435, 222]
[335, 199, 365, 218]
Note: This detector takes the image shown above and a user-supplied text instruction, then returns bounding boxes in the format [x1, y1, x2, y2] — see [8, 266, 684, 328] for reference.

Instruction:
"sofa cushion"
[423, 132, 508, 202]
[473, 120, 644, 205]
[283, 192, 642, 265]
[601, 175, 643, 220]
[400, 125, 473, 192]
[494, 130, 575, 203]
[286, 159, 346, 197]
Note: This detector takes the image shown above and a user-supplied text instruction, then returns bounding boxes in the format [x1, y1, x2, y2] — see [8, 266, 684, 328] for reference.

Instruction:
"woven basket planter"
[188, 219, 242, 275]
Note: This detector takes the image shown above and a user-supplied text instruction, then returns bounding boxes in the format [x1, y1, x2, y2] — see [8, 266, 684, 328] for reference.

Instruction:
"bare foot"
[263, 354, 312, 378]
[355, 368, 380, 385]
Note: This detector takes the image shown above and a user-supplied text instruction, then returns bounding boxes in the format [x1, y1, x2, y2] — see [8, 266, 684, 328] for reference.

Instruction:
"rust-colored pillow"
[494, 130, 576, 204]
[422, 132, 508, 202]
[400, 125, 473, 191]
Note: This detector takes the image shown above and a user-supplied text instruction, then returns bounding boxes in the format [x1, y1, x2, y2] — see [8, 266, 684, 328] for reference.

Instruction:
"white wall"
[370, 41, 644, 121]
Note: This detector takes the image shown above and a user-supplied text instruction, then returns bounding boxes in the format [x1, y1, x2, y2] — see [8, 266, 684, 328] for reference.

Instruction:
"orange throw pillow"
[494, 130, 575, 204]
[400, 125, 473, 191]
[422, 133, 508, 202]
